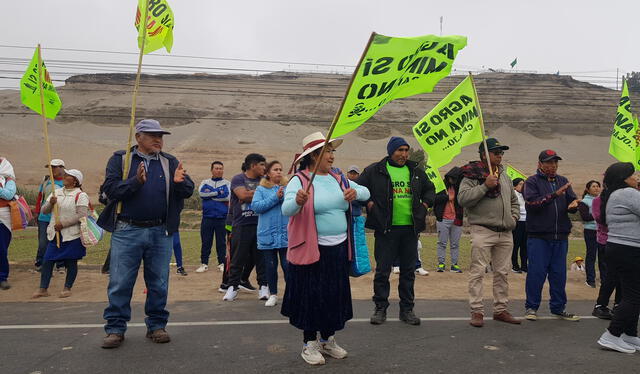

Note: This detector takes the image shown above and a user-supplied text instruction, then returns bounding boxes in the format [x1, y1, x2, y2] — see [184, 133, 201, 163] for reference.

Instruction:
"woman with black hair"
[596, 162, 640, 353]
[511, 178, 528, 273]
[578, 180, 602, 288]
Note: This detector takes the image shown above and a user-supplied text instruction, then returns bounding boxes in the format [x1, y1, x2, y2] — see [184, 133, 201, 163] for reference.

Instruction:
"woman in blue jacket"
[252, 161, 289, 307]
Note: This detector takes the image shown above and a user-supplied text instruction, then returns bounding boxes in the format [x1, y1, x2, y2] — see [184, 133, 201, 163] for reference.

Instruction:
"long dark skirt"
[281, 240, 352, 332]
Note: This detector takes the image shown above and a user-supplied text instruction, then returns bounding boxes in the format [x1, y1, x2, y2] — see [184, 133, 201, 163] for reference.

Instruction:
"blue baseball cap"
[135, 119, 171, 135]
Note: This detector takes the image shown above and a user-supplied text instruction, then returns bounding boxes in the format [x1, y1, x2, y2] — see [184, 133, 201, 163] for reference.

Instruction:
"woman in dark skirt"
[281, 132, 370, 366]
[32, 169, 89, 299]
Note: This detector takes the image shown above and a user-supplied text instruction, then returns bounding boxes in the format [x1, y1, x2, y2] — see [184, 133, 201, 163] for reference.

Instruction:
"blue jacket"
[251, 179, 288, 250]
[97, 148, 194, 234]
[199, 178, 230, 219]
[524, 169, 577, 240]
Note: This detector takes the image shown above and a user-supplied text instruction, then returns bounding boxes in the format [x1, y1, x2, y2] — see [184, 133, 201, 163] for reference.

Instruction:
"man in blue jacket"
[98, 119, 194, 348]
[523, 150, 580, 322]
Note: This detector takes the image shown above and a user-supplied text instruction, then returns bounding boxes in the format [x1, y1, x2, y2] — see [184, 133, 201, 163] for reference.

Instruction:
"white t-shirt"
[46, 187, 89, 242]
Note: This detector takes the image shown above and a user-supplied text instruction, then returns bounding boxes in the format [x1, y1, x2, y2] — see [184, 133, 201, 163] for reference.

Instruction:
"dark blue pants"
[263, 248, 288, 295]
[200, 217, 226, 265]
[35, 219, 64, 269]
[0, 223, 11, 282]
[172, 232, 183, 268]
[525, 238, 568, 314]
[584, 229, 605, 284]
[40, 259, 78, 289]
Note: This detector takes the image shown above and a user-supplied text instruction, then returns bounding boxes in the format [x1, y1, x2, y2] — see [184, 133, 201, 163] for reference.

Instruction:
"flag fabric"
[505, 164, 527, 181]
[609, 80, 638, 168]
[20, 47, 62, 119]
[634, 115, 640, 170]
[331, 33, 467, 138]
[135, 0, 174, 54]
[425, 159, 446, 193]
[510, 58, 517, 68]
[412, 76, 484, 169]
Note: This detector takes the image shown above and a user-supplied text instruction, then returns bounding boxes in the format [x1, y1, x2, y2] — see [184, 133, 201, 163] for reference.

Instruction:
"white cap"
[45, 159, 65, 168]
[65, 169, 83, 186]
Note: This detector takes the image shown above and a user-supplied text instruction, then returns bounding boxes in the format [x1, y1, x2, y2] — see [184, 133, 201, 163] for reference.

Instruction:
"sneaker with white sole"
[265, 295, 278, 307]
[621, 333, 640, 350]
[319, 336, 348, 359]
[598, 330, 636, 353]
[415, 267, 429, 276]
[552, 310, 580, 321]
[258, 285, 269, 300]
[525, 308, 537, 321]
[301, 341, 325, 365]
[222, 287, 238, 301]
[217, 263, 224, 272]
[195, 264, 208, 273]
[392, 266, 400, 274]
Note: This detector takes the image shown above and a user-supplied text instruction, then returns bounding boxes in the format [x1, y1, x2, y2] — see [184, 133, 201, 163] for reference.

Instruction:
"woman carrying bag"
[0, 157, 17, 290]
[33, 169, 89, 299]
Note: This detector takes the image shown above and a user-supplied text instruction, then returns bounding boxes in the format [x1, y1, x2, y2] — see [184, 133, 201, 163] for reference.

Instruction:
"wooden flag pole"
[118, 0, 151, 214]
[468, 72, 494, 176]
[36, 44, 61, 247]
[304, 32, 377, 192]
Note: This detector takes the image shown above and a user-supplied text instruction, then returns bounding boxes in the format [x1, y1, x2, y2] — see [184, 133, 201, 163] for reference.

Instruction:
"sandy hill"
[0, 72, 633, 197]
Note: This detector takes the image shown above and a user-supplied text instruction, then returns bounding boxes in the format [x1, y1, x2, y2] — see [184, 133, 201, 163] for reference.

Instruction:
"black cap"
[538, 149, 562, 162]
[479, 138, 509, 153]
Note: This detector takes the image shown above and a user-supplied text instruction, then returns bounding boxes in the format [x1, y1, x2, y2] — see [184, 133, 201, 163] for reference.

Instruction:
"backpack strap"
[75, 191, 93, 211]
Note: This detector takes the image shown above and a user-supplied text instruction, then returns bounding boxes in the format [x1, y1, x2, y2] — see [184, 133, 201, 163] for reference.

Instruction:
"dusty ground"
[1, 263, 599, 305]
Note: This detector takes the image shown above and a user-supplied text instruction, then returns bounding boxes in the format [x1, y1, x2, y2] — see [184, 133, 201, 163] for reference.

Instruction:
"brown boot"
[146, 328, 171, 343]
[470, 312, 484, 327]
[493, 311, 522, 324]
[101, 333, 125, 349]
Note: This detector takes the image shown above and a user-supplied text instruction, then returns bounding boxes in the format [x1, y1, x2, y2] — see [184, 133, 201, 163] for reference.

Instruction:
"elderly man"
[458, 138, 521, 327]
[357, 136, 435, 326]
[98, 119, 194, 349]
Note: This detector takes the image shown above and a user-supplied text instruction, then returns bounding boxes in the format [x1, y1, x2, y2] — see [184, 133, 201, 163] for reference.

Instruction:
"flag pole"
[118, 0, 151, 214]
[36, 44, 61, 247]
[468, 72, 494, 176]
[303, 32, 377, 192]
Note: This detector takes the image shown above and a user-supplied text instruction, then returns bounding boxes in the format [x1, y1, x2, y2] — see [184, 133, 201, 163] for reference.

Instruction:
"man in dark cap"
[357, 136, 435, 326]
[458, 138, 521, 328]
[523, 150, 580, 322]
[98, 119, 194, 348]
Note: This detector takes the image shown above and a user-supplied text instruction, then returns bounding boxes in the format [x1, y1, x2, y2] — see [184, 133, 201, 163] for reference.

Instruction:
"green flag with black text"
[609, 80, 638, 169]
[505, 164, 527, 181]
[20, 46, 62, 119]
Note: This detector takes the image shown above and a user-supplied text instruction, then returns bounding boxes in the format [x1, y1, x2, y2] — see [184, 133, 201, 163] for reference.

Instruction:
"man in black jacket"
[357, 137, 435, 325]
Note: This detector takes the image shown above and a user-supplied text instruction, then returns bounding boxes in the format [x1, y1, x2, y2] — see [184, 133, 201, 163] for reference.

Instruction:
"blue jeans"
[263, 248, 288, 295]
[200, 217, 226, 265]
[103, 222, 172, 334]
[40, 259, 78, 289]
[172, 232, 183, 268]
[525, 238, 568, 314]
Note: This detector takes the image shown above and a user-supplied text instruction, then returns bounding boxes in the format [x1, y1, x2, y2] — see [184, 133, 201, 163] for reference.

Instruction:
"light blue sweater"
[252, 183, 288, 250]
[606, 187, 640, 247]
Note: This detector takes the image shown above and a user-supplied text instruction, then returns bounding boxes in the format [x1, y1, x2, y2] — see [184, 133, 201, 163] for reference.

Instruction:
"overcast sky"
[1, 0, 637, 88]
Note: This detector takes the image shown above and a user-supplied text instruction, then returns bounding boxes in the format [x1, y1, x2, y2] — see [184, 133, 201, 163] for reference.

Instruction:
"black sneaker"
[370, 307, 387, 325]
[585, 281, 596, 288]
[218, 283, 230, 293]
[176, 267, 188, 276]
[592, 305, 612, 320]
[399, 310, 421, 325]
[239, 280, 256, 292]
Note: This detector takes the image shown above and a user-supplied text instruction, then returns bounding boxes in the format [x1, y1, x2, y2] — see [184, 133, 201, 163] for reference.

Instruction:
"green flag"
[20, 47, 62, 119]
[331, 33, 467, 138]
[505, 164, 527, 181]
[609, 80, 638, 168]
[412, 76, 484, 169]
[425, 159, 446, 193]
[510, 57, 517, 68]
[135, 0, 174, 54]
[634, 115, 640, 170]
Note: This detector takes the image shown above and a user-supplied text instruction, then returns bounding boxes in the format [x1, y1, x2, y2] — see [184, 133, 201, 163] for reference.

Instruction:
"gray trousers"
[436, 219, 462, 265]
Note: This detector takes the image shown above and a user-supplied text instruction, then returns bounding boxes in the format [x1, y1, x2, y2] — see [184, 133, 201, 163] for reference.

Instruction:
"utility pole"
[616, 68, 619, 90]
[440, 16, 443, 36]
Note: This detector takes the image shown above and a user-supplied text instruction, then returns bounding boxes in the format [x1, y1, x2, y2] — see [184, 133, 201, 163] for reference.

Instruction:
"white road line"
[0, 316, 597, 330]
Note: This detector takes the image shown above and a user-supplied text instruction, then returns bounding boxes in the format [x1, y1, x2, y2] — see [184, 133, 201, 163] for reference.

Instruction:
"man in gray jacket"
[458, 138, 521, 327]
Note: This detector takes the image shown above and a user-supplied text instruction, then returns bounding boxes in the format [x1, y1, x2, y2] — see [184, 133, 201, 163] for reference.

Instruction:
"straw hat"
[292, 132, 343, 165]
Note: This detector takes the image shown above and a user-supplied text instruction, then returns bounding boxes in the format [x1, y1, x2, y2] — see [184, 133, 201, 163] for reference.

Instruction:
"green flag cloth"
[331, 33, 467, 138]
[634, 115, 640, 170]
[505, 164, 527, 181]
[609, 80, 638, 168]
[412, 75, 484, 169]
[510, 58, 517, 68]
[425, 159, 446, 193]
[135, 0, 174, 54]
[20, 47, 62, 119]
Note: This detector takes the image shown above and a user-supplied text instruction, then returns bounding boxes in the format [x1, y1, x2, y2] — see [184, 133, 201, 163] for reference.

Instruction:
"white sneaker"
[319, 336, 348, 359]
[301, 341, 325, 365]
[415, 267, 429, 276]
[217, 263, 224, 272]
[392, 266, 400, 274]
[222, 287, 238, 301]
[195, 264, 208, 273]
[598, 330, 636, 353]
[622, 333, 640, 349]
[265, 295, 278, 307]
[258, 285, 269, 300]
